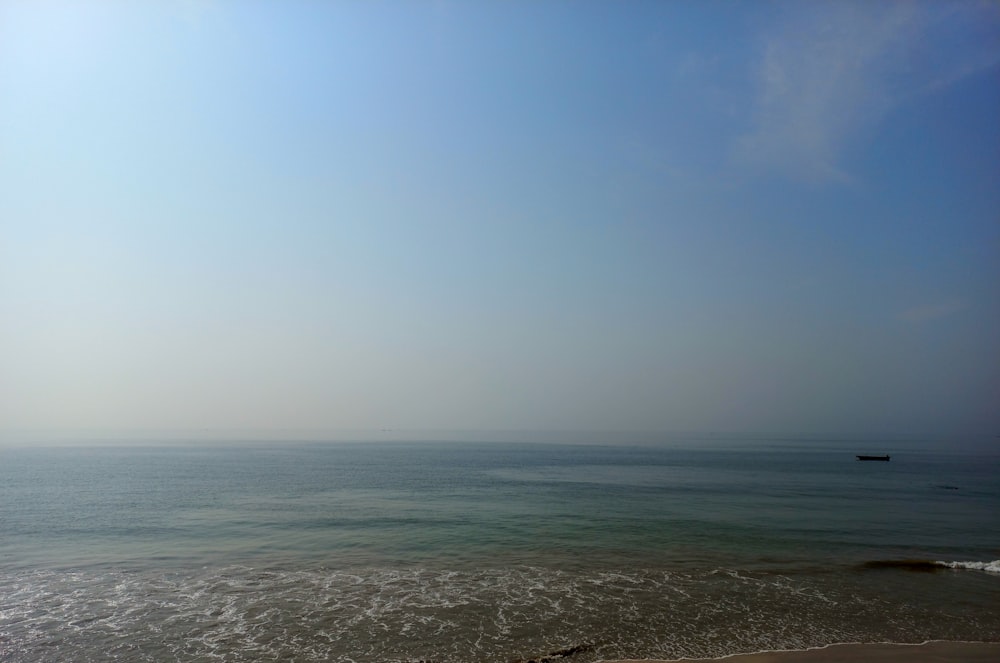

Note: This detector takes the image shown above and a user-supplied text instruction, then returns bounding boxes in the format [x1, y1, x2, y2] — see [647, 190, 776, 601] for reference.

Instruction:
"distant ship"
[856, 454, 890, 461]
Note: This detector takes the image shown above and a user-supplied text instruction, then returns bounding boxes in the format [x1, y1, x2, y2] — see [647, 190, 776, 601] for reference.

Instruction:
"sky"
[1, 0, 999, 437]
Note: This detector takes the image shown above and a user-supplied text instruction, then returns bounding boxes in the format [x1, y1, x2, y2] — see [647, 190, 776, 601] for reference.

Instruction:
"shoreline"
[605, 640, 1000, 663]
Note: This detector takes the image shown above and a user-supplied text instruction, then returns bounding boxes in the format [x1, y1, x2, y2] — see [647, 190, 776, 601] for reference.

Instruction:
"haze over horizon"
[2, 1, 999, 438]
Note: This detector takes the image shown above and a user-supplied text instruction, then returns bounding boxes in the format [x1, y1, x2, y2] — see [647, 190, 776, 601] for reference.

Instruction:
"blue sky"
[2, 1, 998, 436]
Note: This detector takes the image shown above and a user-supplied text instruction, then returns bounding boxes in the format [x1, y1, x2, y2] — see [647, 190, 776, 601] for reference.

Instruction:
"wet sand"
[608, 641, 1000, 663]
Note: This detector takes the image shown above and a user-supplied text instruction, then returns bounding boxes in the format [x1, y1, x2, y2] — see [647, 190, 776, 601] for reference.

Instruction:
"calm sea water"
[1, 434, 998, 662]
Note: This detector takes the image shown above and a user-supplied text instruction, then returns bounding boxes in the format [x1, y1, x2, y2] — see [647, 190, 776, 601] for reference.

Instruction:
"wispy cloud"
[735, 1, 1000, 183]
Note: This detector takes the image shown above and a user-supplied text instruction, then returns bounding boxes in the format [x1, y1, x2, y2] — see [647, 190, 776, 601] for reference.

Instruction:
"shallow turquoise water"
[1, 434, 998, 661]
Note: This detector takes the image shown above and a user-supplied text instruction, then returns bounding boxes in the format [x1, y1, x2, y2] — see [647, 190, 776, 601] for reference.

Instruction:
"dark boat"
[857, 454, 890, 461]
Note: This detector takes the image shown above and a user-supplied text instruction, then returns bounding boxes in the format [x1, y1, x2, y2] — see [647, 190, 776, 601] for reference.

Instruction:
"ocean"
[1, 433, 998, 662]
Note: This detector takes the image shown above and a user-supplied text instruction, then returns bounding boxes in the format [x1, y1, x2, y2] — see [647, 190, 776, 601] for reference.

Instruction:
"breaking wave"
[862, 559, 1000, 574]
[936, 560, 1000, 574]
[2, 564, 998, 663]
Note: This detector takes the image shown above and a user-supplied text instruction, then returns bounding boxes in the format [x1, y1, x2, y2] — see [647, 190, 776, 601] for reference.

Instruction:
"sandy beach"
[608, 641, 1000, 663]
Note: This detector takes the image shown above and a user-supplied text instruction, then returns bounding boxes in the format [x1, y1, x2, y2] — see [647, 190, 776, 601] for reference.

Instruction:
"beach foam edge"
[602, 639, 1000, 663]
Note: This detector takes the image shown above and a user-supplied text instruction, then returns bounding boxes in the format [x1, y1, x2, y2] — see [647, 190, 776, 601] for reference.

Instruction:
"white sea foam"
[2, 564, 999, 662]
[937, 560, 1000, 573]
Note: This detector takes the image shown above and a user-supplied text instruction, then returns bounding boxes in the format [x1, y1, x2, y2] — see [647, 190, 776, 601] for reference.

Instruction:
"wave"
[862, 559, 1000, 573]
[4, 564, 998, 662]
[936, 560, 1000, 573]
